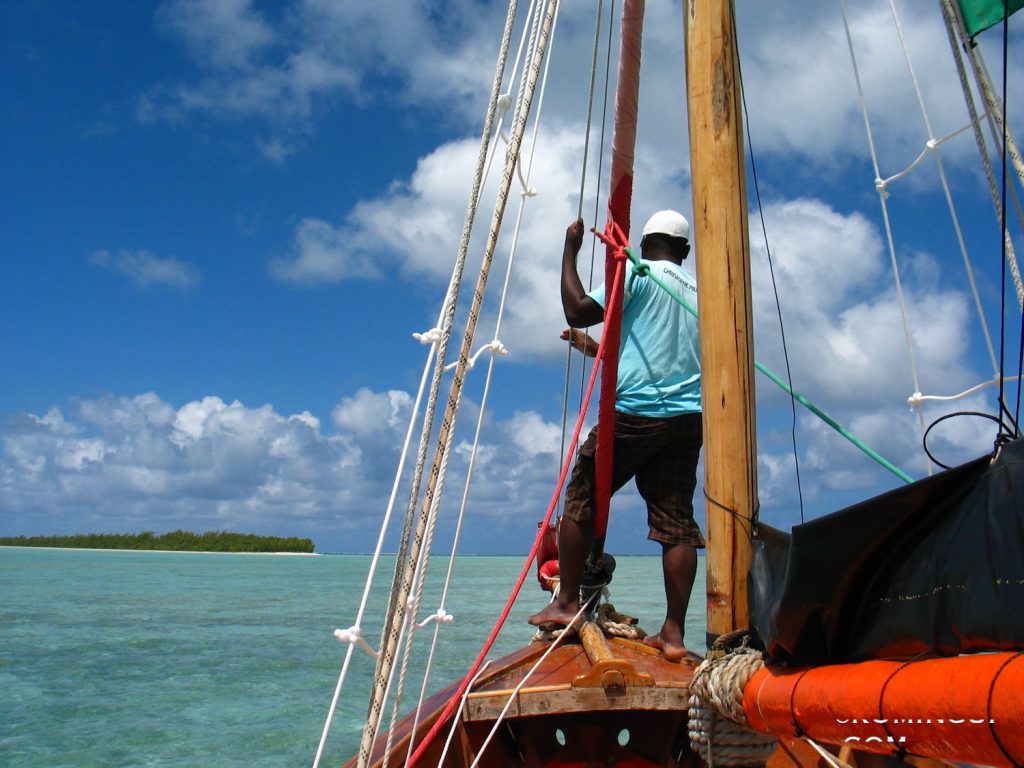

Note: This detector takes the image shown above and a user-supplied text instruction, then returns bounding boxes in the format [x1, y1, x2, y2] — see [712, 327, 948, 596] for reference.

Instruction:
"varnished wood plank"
[685, 0, 757, 637]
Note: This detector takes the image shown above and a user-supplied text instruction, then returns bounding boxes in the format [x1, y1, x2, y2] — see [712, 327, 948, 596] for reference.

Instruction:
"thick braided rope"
[354, 4, 523, 766]
[689, 642, 765, 725]
[941, 0, 1024, 311]
[381, 4, 558, 766]
[687, 694, 778, 767]
[688, 640, 776, 766]
[402, 5, 562, 763]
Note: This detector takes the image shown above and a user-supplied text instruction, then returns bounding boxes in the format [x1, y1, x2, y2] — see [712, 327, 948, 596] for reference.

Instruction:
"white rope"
[838, 0, 930, 472]
[443, 339, 508, 371]
[908, 374, 1022, 406]
[873, 122, 973, 197]
[382, 2, 563, 765]
[380, 489, 447, 767]
[312, 321, 441, 768]
[466, 592, 594, 768]
[413, 327, 443, 345]
[687, 640, 777, 767]
[434, 661, 495, 766]
[416, 608, 454, 629]
[804, 737, 850, 768]
[886, 0, 999, 378]
[333, 626, 379, 659]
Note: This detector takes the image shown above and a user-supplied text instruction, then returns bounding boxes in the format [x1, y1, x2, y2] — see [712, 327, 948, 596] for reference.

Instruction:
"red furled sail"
[595, 0, 644, 541]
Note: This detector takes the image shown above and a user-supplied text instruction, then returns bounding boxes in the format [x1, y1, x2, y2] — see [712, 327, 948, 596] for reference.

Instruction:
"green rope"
[623, 248, 914, 484]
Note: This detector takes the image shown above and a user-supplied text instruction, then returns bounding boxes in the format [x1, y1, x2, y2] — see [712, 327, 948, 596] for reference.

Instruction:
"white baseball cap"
[641, 210, 690, 241]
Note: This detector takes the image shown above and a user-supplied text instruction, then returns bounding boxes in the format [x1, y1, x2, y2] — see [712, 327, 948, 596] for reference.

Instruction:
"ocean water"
[1, 547, 706, 767]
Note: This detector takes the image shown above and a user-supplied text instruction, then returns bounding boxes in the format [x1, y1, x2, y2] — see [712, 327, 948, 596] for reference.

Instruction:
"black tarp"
[749, 438, 1024, 665]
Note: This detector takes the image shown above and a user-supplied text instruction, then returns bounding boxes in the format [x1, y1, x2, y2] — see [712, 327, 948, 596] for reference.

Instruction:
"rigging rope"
[888, 0, 1000, 378]
[377, 3, 563, 765]
[465, 595, 598, 768]
[942, 0, 1024, 439]
[734, 11, 806, 523]
[838, 0, 930, 472]
[406, 216, 625, 767]
[561, 0, 617, 518]
[397, 1, 565, 761]
[346, 4, 524, 766]
[942, 0, 1024, 313]
[560, 0, 612, 508]
[616, 244, 914, 483]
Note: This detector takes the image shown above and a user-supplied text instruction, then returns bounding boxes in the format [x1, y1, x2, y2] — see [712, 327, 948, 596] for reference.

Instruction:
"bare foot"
[643, 632, 687, 663]
[528, 602, 579, 630]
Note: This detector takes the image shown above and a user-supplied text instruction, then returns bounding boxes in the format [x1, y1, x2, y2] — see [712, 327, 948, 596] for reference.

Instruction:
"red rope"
[593, 219, 634, 539]
[406, 245, 628, 767]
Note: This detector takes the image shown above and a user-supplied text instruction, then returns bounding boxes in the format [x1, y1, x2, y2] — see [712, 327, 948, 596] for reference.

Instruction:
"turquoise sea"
[1, 547, 706, 767]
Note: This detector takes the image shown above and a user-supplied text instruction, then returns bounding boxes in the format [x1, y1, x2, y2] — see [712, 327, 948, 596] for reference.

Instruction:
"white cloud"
[0, 389, 570, 551]
[331, 388, 412, 440]
[270, 218, 381, 284]
[155, 0, 275, 71]
[139, 0, 504, 126]
[1, 393, 362, 537]
[89, 249, 201, 290]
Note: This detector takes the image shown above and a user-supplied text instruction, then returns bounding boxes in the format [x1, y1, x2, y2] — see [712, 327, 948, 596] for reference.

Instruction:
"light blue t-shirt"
[588, 258, 701, 417]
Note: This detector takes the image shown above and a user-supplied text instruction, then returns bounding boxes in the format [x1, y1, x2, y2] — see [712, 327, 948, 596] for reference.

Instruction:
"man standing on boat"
[528, 210, 703, 662]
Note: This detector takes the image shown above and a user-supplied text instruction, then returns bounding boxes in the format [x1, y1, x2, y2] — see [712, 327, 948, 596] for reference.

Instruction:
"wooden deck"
[345, 623, 703, 768]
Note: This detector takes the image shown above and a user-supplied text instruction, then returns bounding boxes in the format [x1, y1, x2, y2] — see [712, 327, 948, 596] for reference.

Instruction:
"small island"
[0, 530, 315, 553]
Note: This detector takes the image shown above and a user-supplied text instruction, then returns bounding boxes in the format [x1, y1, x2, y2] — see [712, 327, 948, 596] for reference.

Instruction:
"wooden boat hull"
[345, 632, 706, 768]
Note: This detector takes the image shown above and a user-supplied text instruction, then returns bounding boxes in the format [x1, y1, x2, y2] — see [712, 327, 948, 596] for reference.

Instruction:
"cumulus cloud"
[89, 249, 201, 289]
[139, 0, 506, 126]
[332, 388, 412, 440]
[0, 389, 569, 551]
[134, 0, 1023, 177]
[744, 198, 999, 520]
[155, 0, 274, 71]
[270, 218, 382, 284]
[1, 394, 352, 528]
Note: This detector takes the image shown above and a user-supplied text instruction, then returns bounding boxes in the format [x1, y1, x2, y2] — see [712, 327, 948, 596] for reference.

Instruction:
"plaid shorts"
[564, 410, 705, 548]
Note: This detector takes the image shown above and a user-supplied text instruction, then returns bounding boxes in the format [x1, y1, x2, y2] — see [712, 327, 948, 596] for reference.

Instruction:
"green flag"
[958, 0, 1024, 37]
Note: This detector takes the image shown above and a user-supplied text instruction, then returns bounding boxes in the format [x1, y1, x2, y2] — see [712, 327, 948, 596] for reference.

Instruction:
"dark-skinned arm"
[560, 218, 605, 328]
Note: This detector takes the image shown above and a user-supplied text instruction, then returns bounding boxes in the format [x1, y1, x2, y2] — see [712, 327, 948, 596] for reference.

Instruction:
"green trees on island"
[0, 530, 315, 553]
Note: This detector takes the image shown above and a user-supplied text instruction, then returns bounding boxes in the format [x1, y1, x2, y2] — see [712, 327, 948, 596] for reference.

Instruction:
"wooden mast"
[683, 0, 757, 638]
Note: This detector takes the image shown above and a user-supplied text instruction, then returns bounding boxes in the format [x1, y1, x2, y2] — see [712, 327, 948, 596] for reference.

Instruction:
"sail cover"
[957, 0, 1024, 37]
[750, 438, 1024, 664]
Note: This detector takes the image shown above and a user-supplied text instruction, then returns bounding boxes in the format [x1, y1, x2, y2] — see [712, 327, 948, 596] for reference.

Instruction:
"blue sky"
[2, 0, 1021, 554]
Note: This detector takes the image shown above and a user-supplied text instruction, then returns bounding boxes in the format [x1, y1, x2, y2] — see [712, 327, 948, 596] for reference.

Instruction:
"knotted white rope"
[907, 374, 1023, 407]
[333, 626, 379, 659]
[416, 607, 454, 629]
[443, 339, 508, 371]
[839, 0, 929, 472]
[886, 0, 999, 380]
[413, 327, 443, 345]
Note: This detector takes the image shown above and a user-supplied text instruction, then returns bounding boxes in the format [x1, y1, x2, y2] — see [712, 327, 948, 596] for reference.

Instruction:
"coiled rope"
[687, 634, 777, 767]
